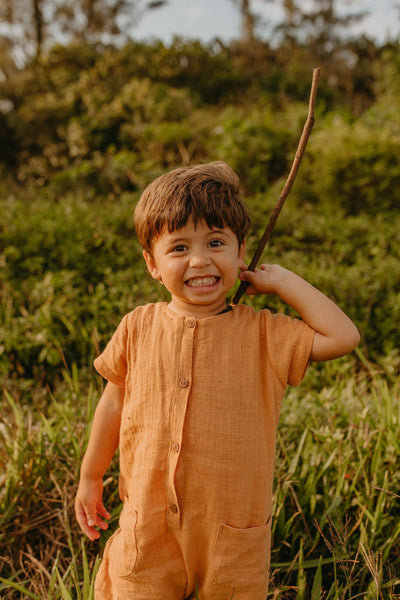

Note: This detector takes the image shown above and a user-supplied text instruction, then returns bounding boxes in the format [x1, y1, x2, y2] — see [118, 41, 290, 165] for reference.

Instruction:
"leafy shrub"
[298, 114, 400, 214]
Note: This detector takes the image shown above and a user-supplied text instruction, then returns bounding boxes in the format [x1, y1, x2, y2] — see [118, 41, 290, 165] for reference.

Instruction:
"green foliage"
[297, 114, 400, 214]
[208, 103, 299, 192]
[0, 189, 151, 383]
[2, 38, 395, 195]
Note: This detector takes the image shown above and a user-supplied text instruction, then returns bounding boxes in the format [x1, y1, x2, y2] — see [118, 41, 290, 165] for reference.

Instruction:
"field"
[1, 39, 400, 598]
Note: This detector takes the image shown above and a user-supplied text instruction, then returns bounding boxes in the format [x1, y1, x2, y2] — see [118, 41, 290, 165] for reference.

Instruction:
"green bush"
[297, 115, 400, 214]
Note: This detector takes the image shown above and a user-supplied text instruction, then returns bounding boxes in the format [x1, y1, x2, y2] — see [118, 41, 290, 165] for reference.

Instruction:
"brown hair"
[134, 161, 250, 251]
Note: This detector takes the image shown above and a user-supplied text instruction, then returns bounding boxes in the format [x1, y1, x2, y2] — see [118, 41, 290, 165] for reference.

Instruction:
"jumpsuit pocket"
[213, 522, 271, 589]
[108, 505, 138, 578]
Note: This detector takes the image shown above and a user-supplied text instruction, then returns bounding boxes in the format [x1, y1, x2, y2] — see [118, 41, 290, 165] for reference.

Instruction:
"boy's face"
[143, 217, 246, 318]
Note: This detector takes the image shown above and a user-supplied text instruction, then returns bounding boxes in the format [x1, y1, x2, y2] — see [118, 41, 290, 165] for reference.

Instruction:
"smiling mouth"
[186, 276, 219, 288]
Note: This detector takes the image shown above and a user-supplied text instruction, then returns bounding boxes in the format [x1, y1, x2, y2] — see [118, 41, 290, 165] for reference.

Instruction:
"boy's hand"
[74, 382, 123, 540]
[75, 477, 111, 541]
[239, 263, 285, 296]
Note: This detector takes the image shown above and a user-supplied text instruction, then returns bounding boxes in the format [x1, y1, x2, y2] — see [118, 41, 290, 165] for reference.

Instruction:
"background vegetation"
[1, 2, 400, 596]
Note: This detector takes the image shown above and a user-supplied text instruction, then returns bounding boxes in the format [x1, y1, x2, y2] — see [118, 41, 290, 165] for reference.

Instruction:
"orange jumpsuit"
[93, 302, 314, 599]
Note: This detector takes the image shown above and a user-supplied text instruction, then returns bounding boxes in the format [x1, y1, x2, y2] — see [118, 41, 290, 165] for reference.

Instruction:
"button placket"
[166, 318, 196, 529]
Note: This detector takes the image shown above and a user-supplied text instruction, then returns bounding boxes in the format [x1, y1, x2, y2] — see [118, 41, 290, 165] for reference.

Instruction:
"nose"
[189, 248, 211, 268]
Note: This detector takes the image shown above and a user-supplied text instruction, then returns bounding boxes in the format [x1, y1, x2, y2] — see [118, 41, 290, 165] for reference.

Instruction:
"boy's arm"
[239, 264, 360, 362]
[75, 381, 124, 540]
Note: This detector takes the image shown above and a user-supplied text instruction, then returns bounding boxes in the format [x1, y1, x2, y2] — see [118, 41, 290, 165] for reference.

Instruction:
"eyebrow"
[207, 228, 227, 235]
[164, 234, 189, 243]
[166, 228, 228, 240]
[202, 228, 230, 237]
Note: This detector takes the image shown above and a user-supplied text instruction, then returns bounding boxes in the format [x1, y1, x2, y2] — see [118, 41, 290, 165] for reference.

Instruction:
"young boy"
[75, 161, 360, 600]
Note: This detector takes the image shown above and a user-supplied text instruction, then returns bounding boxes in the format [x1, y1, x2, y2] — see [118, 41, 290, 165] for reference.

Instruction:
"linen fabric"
[93, 302, 315, 599]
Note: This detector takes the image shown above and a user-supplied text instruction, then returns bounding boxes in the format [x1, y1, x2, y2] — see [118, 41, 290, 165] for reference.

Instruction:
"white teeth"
[187, 276, 218, 287]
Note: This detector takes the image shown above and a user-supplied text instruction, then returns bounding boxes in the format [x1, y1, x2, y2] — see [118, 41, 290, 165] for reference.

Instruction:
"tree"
[52, 0, 168, 45]
[0, 0, 45, 59]
[33, 0, 44, 57]
[230, 0, 274, 43]
[279, 0, 367, 58]
[278, 0, 302, 45]
[0, 0, 168, 62]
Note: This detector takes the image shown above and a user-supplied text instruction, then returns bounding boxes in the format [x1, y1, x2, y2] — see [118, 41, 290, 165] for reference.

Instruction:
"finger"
[97, 502, 111, 521]
[75, 504, 101, 540]
[88, 511, 109, 533]
[86, 525, 101, 541]
[239, 269, 257, 283]
[238, 273, 256, 293]
[92, 503, 110, 531]
[86, 510, 98, 528]
[96, 519, 109, 531]
[77, 499, 101, 532]
[238, 270, 250, 281]
[246, 285, 258, 295]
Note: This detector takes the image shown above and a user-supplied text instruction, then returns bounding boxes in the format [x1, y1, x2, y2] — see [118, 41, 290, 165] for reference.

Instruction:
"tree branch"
[232, 66, 321, 305]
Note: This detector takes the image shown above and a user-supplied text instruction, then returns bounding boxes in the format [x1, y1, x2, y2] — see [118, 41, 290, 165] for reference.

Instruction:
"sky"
[134, 0, 399, 45]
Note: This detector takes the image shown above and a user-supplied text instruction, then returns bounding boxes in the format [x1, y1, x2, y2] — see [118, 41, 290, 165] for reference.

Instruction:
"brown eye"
[209, 239, 223, 248]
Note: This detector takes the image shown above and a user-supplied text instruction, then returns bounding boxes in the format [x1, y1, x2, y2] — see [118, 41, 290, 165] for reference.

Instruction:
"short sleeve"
[265, 311, 315, 387]
[94, 314, 129, 387]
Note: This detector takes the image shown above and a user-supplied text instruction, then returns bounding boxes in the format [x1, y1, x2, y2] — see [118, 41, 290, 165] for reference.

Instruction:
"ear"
[238, 239, 246, 269]
[143, 250, 162, 281]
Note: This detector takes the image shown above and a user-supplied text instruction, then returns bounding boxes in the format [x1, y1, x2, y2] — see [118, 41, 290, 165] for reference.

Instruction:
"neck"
[167, 299, 230, 319]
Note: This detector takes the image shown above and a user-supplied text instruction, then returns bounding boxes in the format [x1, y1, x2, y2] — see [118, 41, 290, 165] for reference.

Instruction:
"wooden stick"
[232, 67, 321, 305]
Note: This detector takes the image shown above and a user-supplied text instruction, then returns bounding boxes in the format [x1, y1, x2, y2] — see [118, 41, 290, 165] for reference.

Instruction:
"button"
[171, 441, 180, 452]
[170, 504, 178, 514]
[179, 377, 189, 388]
[186, 319, 196, 328]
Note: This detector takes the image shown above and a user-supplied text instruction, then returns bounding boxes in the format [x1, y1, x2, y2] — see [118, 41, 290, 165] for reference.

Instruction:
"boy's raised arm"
[75, 381, 124, 540]
[239, 264, 360, 362]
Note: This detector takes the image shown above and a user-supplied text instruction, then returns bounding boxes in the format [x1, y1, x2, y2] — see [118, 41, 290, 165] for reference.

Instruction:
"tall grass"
[1, 360, 399, 598]
[0, 367, 118, 600]
[270, 359, 400, 598]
